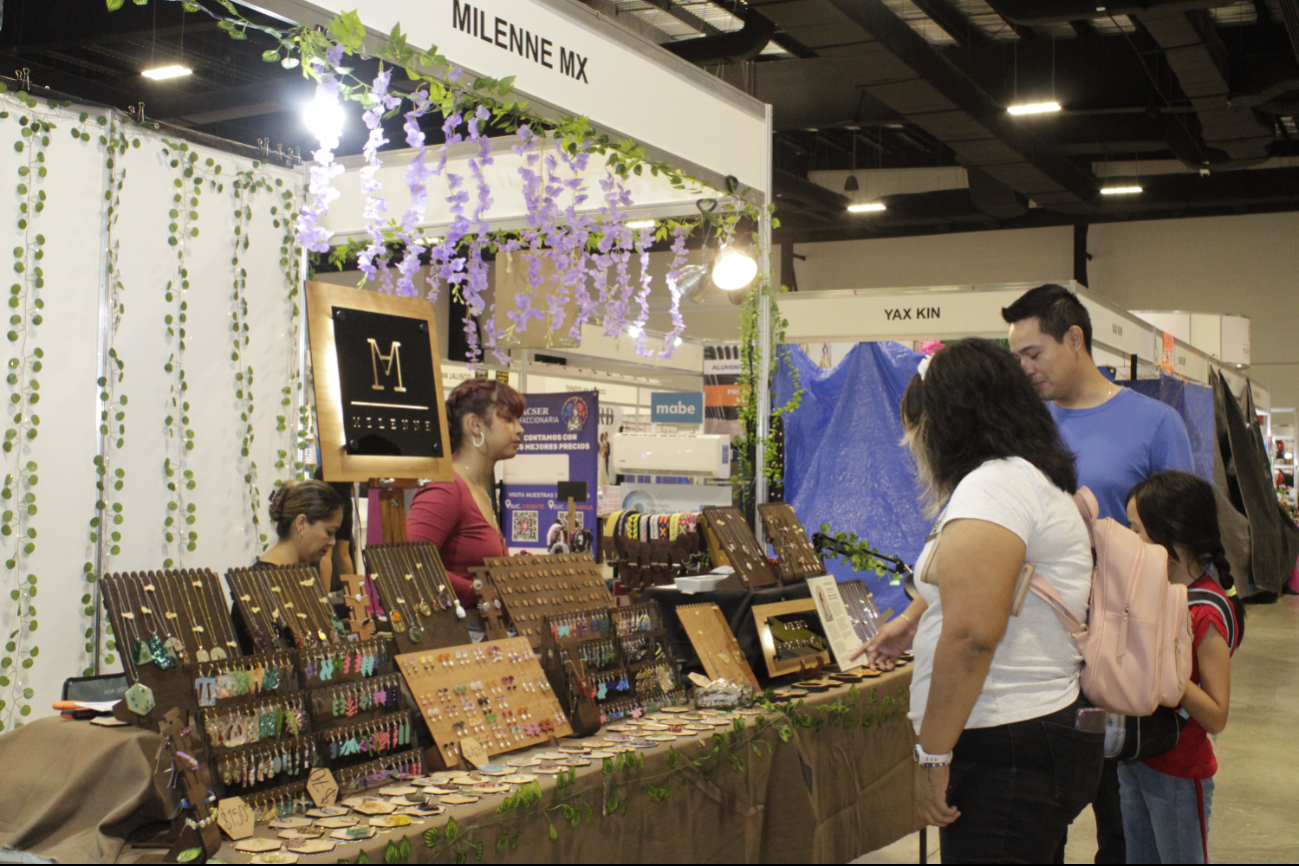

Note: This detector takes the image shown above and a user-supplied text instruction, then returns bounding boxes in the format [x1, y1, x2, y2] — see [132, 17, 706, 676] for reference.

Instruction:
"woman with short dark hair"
[406, 379, 526, 608]
[858, 338, 1104, 863]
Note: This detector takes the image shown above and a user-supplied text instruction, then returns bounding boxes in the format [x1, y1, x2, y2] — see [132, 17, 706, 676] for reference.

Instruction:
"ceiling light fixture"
[1100, 185, 1143, 195]
[671, 264, 710, 305]
[303, 88, 345, 144]
[142, 65, 193, 81]
[711, 245, 758, 291]
[847, 202, 886, 213]
[625, 219, 656, 230]
[1007, 101, 1061, 116]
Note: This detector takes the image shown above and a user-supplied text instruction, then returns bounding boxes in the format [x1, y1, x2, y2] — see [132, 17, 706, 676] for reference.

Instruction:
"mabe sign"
[651, 392, 704, 425]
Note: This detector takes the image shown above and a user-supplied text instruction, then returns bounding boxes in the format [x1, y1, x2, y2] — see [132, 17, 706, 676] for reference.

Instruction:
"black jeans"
[939, 699, 1106, 864]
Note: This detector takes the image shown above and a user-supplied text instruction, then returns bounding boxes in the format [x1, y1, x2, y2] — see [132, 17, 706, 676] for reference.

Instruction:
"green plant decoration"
[815, 525, 907, 585]
[0, 88, 53, 729]
[159, 139, 204, 568]
[82, 114, 139, 674]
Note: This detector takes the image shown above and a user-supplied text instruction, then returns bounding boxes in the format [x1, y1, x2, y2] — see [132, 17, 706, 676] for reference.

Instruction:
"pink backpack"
[1023, 488, 1193, 717]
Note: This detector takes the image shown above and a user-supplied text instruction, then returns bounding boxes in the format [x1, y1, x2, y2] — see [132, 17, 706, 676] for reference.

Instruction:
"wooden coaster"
[378, 785, 418, 797]
[306, 807, 350, 819]
[586, 750, 615, 759]
[645, 734, 677, 742]
[269, 817, 312, 829]
[315, 816, 359, 829]
[352, 800, 396, 816]
[331, 827, 376, 841]
[471, 784, 512, 795]
[501, 774, 535, 784]
[369, 815, 413, 829]
[532, 764, 564, 775]
[250, 853, 299, 865]
[439, 793, 481, 805]
[286, 838, 336, 855]
[234, 838, 283, 853]
[507, 757, 541, 767]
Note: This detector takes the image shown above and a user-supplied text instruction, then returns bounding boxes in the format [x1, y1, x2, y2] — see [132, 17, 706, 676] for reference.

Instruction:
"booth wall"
[0, 99, 305, 729]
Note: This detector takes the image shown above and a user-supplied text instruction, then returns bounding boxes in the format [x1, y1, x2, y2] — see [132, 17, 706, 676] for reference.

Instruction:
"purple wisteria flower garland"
[295, 62, 739, 364]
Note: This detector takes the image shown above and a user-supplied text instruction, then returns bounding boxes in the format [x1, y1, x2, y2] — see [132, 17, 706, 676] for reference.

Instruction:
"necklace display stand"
[225, 564, 338, 651]
[363, 541, 470, 653]
[701, 507, 780, 589]
[757, 503, 826, 584]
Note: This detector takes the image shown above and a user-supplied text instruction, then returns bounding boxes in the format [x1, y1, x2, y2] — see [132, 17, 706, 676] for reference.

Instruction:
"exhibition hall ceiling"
[2, 1, 1299, 243]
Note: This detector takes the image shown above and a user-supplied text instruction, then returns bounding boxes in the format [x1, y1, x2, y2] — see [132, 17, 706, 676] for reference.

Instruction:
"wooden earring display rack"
[751, 598, 833, 679]
[700, 507, 779, 590]
[226, 564, 338, 652]
[363, 542, 471, 653]
[757, 503, 826, 584]
[674, 603, 759, 687]
[472, 553, 614, 649]
[541, 603, 686, 737]
[396, 636, 573, 770]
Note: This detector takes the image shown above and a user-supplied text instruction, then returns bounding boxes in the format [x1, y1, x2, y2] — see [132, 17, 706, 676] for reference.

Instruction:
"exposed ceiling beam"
[10, 23, 222, 55]
[908, 0, 991, 47]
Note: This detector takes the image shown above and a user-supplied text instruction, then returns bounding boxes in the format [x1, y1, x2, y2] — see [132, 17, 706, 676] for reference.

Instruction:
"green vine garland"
[82, 114, 140, 674]
[158, 139, 204, 568]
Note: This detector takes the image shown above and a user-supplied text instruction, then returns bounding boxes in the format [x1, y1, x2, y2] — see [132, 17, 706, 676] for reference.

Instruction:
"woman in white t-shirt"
[857, 339, 1105, 863]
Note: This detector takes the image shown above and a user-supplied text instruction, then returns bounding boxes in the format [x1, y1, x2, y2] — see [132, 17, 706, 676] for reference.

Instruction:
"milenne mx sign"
[262, 0, 769, 194]
[452, 0, 589, 83]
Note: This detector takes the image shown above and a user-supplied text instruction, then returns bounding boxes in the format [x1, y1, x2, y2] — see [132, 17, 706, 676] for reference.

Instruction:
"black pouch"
[1117, 706, 1185, 762]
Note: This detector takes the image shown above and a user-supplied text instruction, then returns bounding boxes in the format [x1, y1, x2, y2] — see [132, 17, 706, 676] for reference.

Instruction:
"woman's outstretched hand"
[851, 613, 917, 671]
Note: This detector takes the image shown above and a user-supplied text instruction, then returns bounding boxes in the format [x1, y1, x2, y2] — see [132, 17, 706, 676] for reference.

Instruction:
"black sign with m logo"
[332, 306, 443, 458]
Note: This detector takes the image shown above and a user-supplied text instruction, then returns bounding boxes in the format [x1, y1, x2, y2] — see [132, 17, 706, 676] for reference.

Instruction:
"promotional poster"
[502, 390, 600, 555]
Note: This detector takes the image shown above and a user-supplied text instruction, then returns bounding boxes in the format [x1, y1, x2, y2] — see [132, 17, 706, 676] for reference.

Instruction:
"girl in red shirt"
[407, 380, 525, 609]
[1124, 471, 1245, 864]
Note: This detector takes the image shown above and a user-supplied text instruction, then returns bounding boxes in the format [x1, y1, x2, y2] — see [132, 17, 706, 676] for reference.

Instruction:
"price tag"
[216, 797, 254, 841]
[459, 736, 490, 769]
[307, 768, 339, 808]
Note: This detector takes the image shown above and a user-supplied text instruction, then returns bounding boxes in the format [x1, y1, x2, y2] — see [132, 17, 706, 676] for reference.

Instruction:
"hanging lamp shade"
[844, 173, 859, 192]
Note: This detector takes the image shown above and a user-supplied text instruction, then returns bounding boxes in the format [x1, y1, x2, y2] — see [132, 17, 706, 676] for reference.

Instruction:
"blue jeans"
[1118, 761, 1214, 864]
[939, 699, 1106, 864]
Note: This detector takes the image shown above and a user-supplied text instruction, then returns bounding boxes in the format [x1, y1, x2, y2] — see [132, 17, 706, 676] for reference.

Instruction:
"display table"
[210, 668, 918, 864]
[0, 717, 175, 863]
[646, 582, 813, 680]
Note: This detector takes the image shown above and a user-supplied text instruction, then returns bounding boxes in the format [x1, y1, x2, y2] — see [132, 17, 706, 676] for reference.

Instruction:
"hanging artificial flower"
[295, 45, 347, 253]
[660, 223, 690, 357]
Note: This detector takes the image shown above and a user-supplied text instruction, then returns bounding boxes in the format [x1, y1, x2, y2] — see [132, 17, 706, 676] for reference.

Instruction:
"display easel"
[363, 541, 470, 652]
[701, 506, 780, 589]
[758, 503, 826, 583]
[675, 603, 759, 687]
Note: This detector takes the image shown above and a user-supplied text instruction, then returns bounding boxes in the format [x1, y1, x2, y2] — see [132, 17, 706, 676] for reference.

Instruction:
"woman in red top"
[407, 380, 525, 609]
[1123, 471, 1245, 864]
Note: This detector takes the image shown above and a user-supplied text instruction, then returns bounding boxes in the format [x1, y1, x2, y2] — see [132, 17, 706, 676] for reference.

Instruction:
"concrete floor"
[857, 596, 1299, 864]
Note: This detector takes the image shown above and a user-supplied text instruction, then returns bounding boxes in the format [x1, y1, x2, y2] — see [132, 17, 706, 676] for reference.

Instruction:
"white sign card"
[806, 576, 864, 672]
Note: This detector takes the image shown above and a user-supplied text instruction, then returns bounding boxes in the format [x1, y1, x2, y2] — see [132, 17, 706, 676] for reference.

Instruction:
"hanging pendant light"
[712, 244, 758, 291]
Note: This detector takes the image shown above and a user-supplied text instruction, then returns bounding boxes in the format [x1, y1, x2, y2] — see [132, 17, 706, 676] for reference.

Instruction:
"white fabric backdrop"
[0, 96, 305, 728]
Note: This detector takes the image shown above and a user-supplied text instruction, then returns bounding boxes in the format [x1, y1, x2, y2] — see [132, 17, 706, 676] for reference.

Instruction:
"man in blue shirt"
[1004, 284, 1193, 865]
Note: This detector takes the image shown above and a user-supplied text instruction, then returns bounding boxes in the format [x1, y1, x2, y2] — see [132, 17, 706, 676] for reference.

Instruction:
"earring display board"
[674, 603, 759, 687]
[541, 603, 686, 736]
[309, 673, 405, 731]
[396, 637, 573, 769]
[838, 580, 888, 646]
[226, 564, 339, 652]
[751, 598, 833, 679]
[701, 507, 779, 589]
[100, 570, 241, 729]
[757, 503, 826, 583]
[363, 542, 470, 653]
[471, 553, 614, 649]
[306, 281, 454, 484]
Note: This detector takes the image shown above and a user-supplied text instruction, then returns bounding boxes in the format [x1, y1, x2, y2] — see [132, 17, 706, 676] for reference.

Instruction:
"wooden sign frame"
[751, 598, 833, 679]
[306, 281, 453, 483]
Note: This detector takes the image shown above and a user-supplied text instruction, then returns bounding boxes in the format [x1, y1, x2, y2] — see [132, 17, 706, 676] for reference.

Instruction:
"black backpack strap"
[1188, 588, 1237, 651]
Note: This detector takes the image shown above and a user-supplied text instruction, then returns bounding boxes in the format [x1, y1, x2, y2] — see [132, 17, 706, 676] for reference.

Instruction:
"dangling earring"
[472, 431, 486, 448]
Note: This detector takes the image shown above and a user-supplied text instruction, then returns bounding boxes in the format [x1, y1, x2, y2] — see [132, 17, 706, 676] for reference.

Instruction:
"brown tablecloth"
[215, 668, 919, 864]
[0, 717, 175, 863]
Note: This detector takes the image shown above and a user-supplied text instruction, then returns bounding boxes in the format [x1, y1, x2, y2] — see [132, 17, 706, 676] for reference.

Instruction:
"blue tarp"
[1122, 376, 1215, 484]
[774, 342, 928, 617]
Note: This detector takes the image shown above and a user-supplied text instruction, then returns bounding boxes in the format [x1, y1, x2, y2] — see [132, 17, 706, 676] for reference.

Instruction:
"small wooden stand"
[159, 710, 221, 861]
[339, 573, 376, 640]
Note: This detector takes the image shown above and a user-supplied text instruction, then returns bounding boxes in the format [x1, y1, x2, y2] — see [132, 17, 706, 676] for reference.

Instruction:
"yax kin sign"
[651, 392, 704, 425]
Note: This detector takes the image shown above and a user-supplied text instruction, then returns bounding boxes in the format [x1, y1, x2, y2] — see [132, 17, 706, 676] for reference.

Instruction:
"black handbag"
[1116, 706, 1186, 762]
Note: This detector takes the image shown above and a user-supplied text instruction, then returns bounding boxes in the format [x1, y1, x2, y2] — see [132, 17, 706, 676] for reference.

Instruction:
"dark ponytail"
[1127, 471, 1245, 645]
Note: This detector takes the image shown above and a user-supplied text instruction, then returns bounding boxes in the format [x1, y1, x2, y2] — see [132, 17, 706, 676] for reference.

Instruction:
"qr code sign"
[512, 510, 539, 543]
